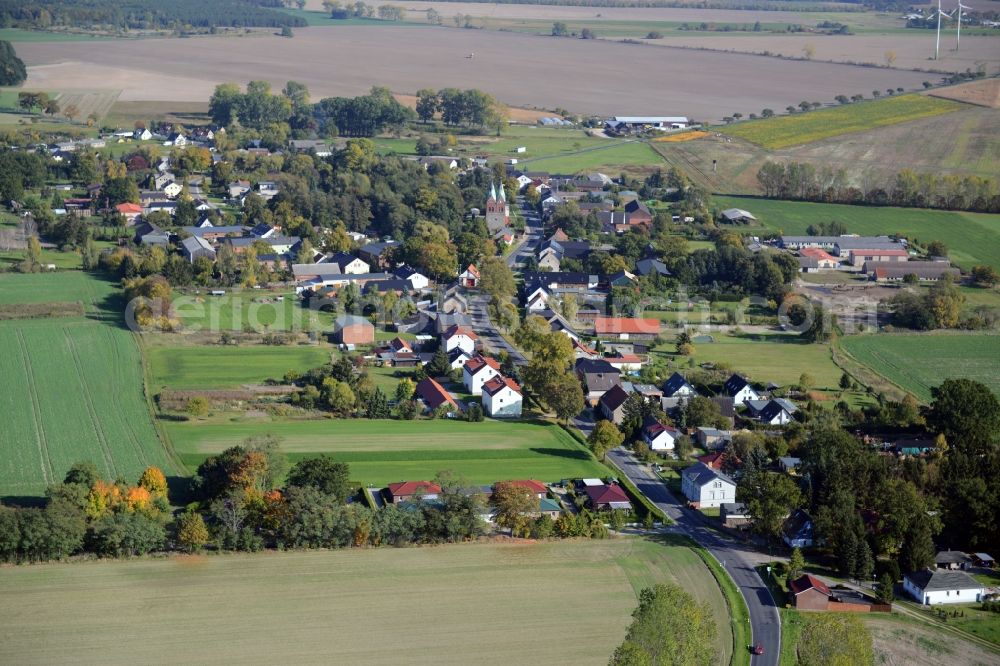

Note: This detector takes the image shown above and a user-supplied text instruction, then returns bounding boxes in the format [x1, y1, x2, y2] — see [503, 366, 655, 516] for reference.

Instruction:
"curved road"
[607, 448, 780, 666]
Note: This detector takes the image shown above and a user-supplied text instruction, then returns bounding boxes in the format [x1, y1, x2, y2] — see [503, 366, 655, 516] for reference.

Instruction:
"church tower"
[485, 181, 509, 233]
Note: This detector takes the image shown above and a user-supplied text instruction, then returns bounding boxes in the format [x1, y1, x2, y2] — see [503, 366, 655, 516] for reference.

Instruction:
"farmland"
[147, 344, 332, 390]
[0, 538, 732, 665]
[717, 94, 963, 149]
[715, 195, 1000, 270]
[15, 25, 935, 120]
[840, 333, 1000, 401]
[164, 418, 609, 483]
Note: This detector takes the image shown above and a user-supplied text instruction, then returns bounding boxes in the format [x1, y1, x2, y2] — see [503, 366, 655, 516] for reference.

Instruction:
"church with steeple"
[485, 181, 509, 233]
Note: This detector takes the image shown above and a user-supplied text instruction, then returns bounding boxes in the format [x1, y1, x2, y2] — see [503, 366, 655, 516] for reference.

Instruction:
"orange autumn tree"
[125, 485, 153, 513]
[232, 450, 270, 498]
[86, 479, 123, 519]
[138, 466, 168, 498]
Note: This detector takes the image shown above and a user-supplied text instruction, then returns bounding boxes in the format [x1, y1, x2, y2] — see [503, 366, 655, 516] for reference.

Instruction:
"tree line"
[0, 40, 25, 86]
[0, 0, 305, 31]
[757, 161, 1000, 213]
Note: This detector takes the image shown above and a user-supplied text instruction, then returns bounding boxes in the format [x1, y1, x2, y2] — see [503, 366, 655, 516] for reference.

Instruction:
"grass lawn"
[146, 343, 333, 390]
[714, 195, 1000, 271]
[172, 289, 335, 332]
[652, 332, 843, 390]
[0, 537, 732, 665]
[716, 94, 963, 149]
[164, 418, 609, 484]
[522, 141, 663, 174]
[840, 333, 1000, 401]
[779, 609, 806, 665]
[0, 270, 118, 308]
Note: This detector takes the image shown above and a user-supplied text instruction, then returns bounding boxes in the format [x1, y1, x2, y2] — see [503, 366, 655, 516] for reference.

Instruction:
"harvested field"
[643, 33, 1000, 74]
[0, 538, 733, 666]
[717, 94, 963, 149]
[865, 613, 1000, 666]
[16, 26, 936, 120]
[53, 89, 121, 123]
[929, 77, 1000, 108]
[164, 418, 610, 483]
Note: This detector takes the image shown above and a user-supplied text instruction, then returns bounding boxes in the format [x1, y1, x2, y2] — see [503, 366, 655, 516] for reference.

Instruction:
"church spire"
[489, 182, 497, 202]
[499, 181, 506, 202]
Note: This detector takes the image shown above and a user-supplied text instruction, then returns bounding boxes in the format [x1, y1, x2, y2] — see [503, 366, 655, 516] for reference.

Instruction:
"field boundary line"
[64, 326, 118, 478]
[892, 600, 1000, 655]
[831, 337, 907, 403]
[14, 328, 54, 484]
[135, 332, 186, 475]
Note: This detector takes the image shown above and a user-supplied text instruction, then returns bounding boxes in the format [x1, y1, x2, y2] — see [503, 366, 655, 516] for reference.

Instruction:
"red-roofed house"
[443, 324, 477, 355]
[459, 264, 480, 288]
[496, 479, 547, 499]
[414, 377, 459, 414]
[386, 480, 442, 503]
[643, 420, 681, 452]
[482, 375, 522, 418]
[585, 483, 633, 511]
[115, 202, 143, 224]
[697, 451, 726, 470]
[606, 352, 645, 372]
[848, 248, 908, 267]
[594, 317, 661, 340]
[789, 574, 832, 611]
[573, 339, 599, 360]
[463, 355, 501, 395]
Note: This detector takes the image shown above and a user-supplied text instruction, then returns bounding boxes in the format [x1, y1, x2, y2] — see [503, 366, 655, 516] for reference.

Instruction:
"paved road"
[607, 448, 781, 666]
[468, 196, 542, 364]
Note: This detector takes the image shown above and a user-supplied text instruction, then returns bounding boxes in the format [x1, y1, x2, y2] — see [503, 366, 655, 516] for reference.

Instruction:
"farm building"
[865, 261, 961, 282]
[935, 550, 971, 571]
[594, 317, 661, 340]
[903, 569, 985, 605]
[848, 248, 909, 267]
[720, 208, 757, 224]
[482, 376, 522, 418]
[681, 462, 736, 509]
[333, 315, 374, 345]
[180, 235, 215, 263]
[605, 116, 690, 133]
[798, 247, 840, 272]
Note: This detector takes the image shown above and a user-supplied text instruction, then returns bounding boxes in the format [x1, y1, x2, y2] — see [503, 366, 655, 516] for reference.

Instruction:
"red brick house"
[789, 574, 831, 611]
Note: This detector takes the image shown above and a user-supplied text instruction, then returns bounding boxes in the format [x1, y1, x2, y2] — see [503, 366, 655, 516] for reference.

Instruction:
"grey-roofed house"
[935, 550, 971, 571]
[696, 427, 732, 450]
[723, 373, 760, 404]
[662, 372, 697, 399]
[575, 358, 621, 406]
[681, 462, 736, 509]
[721, 502, 751, 528]
[782, 509, 814, 548]
[598, 384, 631, 424]
[358, 240, 400, 268]
[904, 569, 985, 605]
[181, 235, 216, 263]
[635, 258, 670, 277]
[746, 398, 797, 425]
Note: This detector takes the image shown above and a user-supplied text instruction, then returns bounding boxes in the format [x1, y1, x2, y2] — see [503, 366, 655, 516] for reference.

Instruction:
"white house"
[134, 128, 153, 141]
[462, 355, 501, 395]
[662, 372, 698, 399]
[443, 325, 477, 355]
[723, 374, 761, 405]
[482, 376, 522, 418]
[642, 420, 680, 452]
[681, 462, 736, 509]
[746, 398, 797, 425]
[162, 181, 183, 199]
[324, 252, 370, 275]
[904, 569, 985, 606]
[394, 266, 429, 290]
[448, 348, 473, 370]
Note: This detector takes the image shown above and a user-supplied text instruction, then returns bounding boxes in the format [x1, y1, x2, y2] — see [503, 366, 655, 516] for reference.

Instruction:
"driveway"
[607, 448, 781, 666]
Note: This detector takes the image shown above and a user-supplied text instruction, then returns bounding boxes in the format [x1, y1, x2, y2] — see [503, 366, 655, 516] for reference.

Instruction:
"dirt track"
[18, 25, 935, 120]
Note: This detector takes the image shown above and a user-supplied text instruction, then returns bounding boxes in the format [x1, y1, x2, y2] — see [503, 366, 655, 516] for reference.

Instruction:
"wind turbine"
[956, 1, 971, 51]
[935, 0, 954, 60]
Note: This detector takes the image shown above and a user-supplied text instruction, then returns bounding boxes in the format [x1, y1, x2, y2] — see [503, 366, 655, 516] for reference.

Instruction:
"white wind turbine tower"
[956, 1, 972, 50]
[935, 0, 954, 60]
